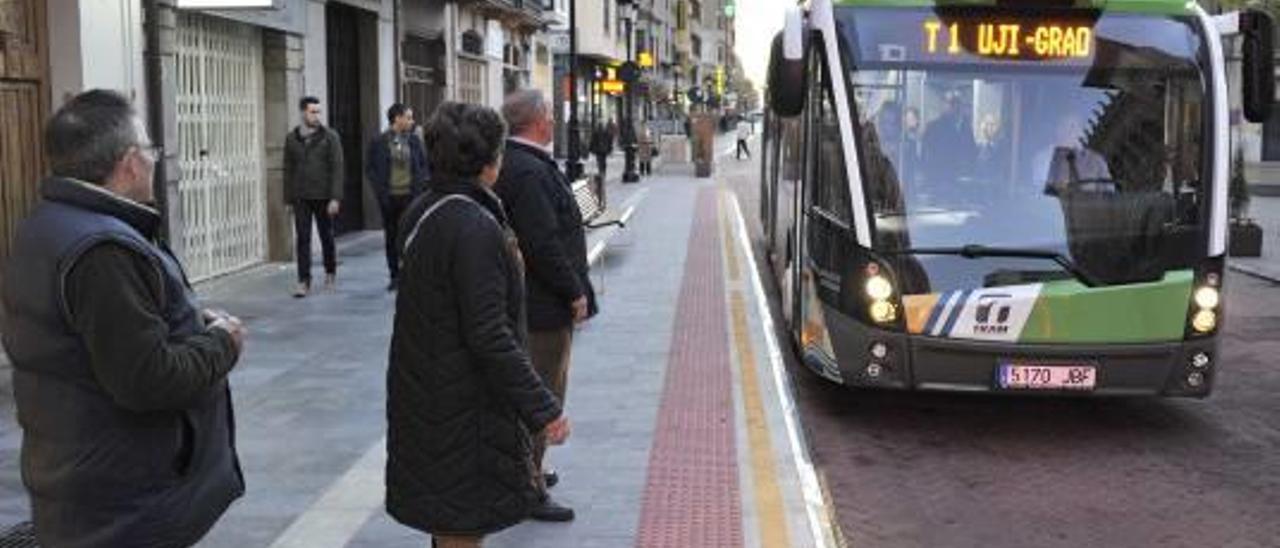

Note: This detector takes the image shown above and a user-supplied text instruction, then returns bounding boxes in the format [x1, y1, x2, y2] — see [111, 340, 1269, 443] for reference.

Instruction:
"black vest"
[1, 177, 243, 547]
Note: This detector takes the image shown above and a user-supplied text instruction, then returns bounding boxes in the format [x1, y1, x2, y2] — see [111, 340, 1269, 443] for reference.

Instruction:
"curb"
[1228, 261, 1280, 284]
[1247, 183, 1280, 198]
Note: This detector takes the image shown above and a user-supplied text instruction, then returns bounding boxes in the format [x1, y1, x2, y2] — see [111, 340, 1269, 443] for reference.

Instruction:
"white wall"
[48, 0, 147, 113]
[303, 0, 329, 117]
[577, 0, 620, 60]
[379, 17, 396, 121]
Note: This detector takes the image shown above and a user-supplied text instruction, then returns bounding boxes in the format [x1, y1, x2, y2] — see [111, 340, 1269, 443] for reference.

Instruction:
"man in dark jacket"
[0, 90, 247, 547]
[495, 89, 598, 522]
[283, 96, 345, 298]
[589, 121, 613, 182]
[386, 102, 570, 547]
[366, 103, 429, 290]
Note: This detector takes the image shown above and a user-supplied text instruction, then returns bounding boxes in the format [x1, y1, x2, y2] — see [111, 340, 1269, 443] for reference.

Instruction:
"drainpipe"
[143, 0, 171, 244]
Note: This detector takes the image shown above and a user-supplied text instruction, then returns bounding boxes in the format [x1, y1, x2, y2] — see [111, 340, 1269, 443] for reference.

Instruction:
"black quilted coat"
[385, 179, 562, 535]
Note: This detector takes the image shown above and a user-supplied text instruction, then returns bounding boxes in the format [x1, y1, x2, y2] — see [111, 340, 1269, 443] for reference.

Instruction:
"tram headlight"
[869, 300, 897, 323]
[1191, 310, 1217, 333]
[1194, 287, 1220, 310]
[865, 275, 894, 301]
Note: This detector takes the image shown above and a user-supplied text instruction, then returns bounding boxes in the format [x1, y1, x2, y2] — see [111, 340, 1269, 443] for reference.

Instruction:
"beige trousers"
[528, 327, 574, 490]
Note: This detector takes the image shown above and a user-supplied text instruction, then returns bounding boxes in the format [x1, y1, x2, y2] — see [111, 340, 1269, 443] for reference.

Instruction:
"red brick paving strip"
[634, 186, 744, 548]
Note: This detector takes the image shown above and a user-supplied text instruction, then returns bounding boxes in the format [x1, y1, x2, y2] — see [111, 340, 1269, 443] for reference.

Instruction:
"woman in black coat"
[385, 102, 571, 548]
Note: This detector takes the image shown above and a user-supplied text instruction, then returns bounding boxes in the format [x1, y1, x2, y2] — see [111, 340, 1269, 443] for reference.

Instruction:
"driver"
[1036, 113, 1113, 196]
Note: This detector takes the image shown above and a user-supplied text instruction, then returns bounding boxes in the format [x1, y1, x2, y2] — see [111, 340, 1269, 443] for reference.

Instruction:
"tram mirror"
[1241, 9, 1275, 123]
[769, 12, 808, 117]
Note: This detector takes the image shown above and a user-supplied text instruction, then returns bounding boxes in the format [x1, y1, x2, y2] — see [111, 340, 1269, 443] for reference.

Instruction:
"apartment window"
[691, 0, 701, 23]
[691, 35, 701, 59]
[604, 0, 611, 35]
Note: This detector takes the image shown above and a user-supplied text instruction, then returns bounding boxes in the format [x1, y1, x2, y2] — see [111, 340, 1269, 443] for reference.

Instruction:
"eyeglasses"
[137, 144, 163, 160]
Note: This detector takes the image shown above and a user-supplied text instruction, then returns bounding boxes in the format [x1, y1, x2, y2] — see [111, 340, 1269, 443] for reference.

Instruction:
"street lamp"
[620, 0, 642, 183]
[566, 0, 584, 181]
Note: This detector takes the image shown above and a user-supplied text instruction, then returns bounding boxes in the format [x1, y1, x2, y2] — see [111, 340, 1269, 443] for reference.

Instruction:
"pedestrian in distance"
[366, 102, 429, 291]
[637, 123, 655, 176]
[590, 122, 614, 182]
[385, 102, 571, 548]
[736, 116, 753, 160]
[495, 89, 598, 522]
[0, 89, 248, 547]
[283, 96, 344, 298]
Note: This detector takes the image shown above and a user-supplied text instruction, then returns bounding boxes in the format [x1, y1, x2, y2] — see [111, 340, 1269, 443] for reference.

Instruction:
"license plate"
[998, 363, 1097, 390]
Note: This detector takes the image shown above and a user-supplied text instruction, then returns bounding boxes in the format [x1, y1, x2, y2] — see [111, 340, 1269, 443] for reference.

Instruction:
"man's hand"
[206, 309, 247, 355]
[570, 296, 589, 324]
[544, 415, 571, 446]
[327, 199, 341, 217]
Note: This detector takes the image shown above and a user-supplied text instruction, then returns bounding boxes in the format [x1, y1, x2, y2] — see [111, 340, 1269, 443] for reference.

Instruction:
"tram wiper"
[889, 244, 1100, 287]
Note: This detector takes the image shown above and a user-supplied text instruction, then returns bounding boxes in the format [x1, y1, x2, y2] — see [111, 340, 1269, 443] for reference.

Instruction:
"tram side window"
[807, 50, 853, 227]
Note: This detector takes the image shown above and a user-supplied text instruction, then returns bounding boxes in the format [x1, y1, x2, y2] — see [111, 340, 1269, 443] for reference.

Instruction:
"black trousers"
[382, 194, 413, 280]
[594, 153, 608, 179]
[736, 139, 750, 159]
[294, 199, 336, 283]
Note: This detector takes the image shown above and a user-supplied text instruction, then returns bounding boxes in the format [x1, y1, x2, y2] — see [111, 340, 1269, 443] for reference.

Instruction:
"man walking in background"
[495, 89, 598, 523]
[366, 103, 428, 291]
[284, 96, 344, 298]
[1, 89, 247, 547]
[735, 116, 753, 160]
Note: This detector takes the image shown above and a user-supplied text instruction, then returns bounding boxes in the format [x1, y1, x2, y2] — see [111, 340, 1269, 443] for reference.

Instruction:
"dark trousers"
[381, 194, 413, 280]
[594, 153, 608, 180]
[529, 327, 573, 493]
[736, 139, 750, 159]
[294, 199, 336, 283]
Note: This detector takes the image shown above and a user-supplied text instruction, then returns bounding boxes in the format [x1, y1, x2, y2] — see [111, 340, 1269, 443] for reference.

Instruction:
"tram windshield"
[837, 7, 1210, 291]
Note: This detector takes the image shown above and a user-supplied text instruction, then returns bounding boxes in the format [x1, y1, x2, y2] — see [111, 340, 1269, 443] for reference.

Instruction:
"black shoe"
[529, 497, 575, 522]
[387, 278, 398, 292]
[543, 469, 559, 489]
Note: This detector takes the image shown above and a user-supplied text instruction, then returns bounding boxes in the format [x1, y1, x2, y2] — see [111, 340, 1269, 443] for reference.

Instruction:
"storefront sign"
[599, 80, 625, 95]
[175, 0, 279, 8]
[549, 31, 571, 54]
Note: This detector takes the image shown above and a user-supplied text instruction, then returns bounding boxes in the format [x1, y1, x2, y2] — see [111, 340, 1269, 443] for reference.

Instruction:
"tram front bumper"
[821, 306, 1216, 398]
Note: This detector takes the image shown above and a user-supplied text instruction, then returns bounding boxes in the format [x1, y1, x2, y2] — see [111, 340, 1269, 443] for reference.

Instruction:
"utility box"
[691, 114, 717, 178]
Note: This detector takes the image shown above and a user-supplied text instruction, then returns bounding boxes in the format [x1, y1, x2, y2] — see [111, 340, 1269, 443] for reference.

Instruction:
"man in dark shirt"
[283, 96, 345, 298]
[495, 89, 597, 523]
[1, 89, 247, 547]
[366, 103, 428, 291]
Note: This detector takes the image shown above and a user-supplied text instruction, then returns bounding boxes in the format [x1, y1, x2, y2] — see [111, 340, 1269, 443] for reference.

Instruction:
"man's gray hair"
[502, 89, 549, 136]
[45, 90, 141, 184]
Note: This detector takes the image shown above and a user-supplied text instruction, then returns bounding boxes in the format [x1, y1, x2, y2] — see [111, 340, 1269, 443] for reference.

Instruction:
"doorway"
[325, 1, 376, 233]
[0, 0, 49, 293]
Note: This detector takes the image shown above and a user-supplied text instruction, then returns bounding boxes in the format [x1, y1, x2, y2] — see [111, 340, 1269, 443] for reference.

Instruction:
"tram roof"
[830, 0, 1196, 16]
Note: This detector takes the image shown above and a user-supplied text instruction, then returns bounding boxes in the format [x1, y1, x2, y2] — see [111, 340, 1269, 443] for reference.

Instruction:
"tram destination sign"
[849, 10, 1102, 66]
[922, 19, 1094, 61]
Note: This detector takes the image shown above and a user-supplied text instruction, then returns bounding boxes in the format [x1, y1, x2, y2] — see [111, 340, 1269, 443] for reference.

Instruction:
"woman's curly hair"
[423, 102, 507, 180]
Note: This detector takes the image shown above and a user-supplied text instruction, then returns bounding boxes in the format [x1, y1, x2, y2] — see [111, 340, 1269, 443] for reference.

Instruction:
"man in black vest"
[1, 90, 247, 547]
[495, 89, 598, 523]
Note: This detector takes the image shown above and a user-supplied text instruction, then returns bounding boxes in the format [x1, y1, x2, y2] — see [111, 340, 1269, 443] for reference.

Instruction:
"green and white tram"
[759, 0, 1275, 396]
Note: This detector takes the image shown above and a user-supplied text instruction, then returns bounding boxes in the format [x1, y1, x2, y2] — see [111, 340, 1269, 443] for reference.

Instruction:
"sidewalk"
[1229, 195, 1280, 282]
[0, 137, 822, 548]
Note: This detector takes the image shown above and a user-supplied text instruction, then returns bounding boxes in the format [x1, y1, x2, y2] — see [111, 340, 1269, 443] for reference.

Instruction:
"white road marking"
[267, 438, 386, 548]
[728, 193, 839, 548]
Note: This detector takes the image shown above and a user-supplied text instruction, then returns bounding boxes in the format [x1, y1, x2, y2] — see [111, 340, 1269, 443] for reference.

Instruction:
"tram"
[759, 0, 1275, 396]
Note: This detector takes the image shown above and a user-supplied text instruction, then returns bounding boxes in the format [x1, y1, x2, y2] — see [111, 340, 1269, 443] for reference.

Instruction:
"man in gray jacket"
[284, 96, 345, 298]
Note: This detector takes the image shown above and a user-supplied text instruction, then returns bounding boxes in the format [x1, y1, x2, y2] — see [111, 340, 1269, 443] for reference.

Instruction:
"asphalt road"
[720, 148, 1280, 548]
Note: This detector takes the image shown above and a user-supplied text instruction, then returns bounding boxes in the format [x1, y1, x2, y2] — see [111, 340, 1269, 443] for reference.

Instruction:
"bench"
[570, 175, 640, 275]
[572, 175, 630, 230]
